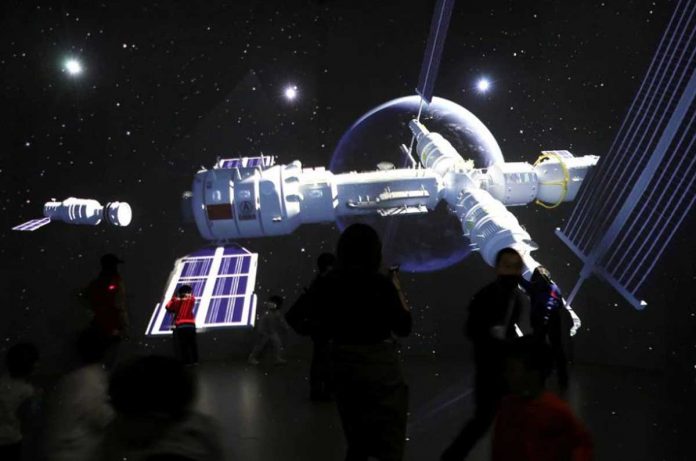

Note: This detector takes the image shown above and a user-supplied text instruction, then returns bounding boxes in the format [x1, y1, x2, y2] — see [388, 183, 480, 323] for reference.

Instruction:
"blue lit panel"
[556, 0, 696, 309]
[146, 244, 258, 335]
[12, 217, 51, 231]
[416, 0, 455, 104]
[216, 156, 275, 170]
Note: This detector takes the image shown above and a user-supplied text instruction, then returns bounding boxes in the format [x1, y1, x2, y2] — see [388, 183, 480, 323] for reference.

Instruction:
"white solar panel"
[12, 217, 51, 231]
[145, 244, 258, 335]
[556, 0, 696, 309]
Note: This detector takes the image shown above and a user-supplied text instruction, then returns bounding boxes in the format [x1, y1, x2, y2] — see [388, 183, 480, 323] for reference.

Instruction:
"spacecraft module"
[13, 197, 132, 231]
[185, 121, 598, 280]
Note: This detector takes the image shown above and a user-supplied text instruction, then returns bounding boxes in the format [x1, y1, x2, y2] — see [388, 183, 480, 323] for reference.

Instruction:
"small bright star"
[64, 58, 83, 76]
[476, 78, 490, 93]
[284, 85, 298, 101]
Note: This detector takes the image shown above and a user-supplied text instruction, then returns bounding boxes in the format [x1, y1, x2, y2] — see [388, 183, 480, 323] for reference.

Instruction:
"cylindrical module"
[451, 188, 540, 280]
[409, 119, 469, 176]
[43, 197, 132, 227]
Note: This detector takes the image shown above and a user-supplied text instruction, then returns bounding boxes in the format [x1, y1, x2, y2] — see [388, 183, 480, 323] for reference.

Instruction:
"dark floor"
[189, 355, 694, 461]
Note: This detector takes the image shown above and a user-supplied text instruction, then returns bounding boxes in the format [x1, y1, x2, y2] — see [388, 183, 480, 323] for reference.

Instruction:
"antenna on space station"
[556, 0, 696, 309]
[402, 0, 456, 168]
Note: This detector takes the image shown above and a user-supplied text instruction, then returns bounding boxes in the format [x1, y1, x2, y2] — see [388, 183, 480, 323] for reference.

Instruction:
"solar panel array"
[146, 244, 258, 335]
[216, 156, 275, 170]
[415, 0, 455, 104]
[557, 0, 696, 309]
[12, 217, 51, 231]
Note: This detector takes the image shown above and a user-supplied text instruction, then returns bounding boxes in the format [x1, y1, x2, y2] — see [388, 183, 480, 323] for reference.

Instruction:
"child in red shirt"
[493, 337, 593, 461]
[165, 285, 198, 365]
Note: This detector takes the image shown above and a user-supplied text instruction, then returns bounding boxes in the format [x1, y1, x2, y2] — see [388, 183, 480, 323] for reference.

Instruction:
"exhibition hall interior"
[1, 0, 694, 460]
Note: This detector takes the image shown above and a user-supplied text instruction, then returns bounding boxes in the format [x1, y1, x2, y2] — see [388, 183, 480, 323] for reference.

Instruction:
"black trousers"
[0, 442, 22, 461]
[173, 325, 198, 365]
[547, 315, 570, 389]
[442, 358, 506, 460]
[332, 343, 409, 461]
[310, 339, 332, 397]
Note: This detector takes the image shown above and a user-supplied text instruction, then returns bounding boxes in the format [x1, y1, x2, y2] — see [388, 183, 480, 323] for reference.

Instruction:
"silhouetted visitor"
[523, 266, 572, 391]
[286, 252, 336, 401]
[0, 343, 40, 461]
[83, 253, 129, 368]
[90, 355, 223, 461]
[492, 336, 592, 460]
[248, 295, 289, 365]
[304, 223, 412, 461]
[45, 329, 114, 461]
[166, 285, 199, 366]
[442, 247, 530, 461]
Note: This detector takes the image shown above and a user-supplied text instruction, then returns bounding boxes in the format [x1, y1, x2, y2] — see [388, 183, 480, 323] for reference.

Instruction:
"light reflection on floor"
[192, 357, 693, 460]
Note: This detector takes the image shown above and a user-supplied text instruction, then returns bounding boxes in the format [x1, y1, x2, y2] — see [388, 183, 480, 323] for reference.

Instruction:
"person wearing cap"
[83, 254, 129, 368]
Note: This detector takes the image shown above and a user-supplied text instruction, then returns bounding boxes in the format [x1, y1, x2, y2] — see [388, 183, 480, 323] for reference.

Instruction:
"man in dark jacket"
[442, 247, 530, 461]
[523, 266, 572, 390]
[286, 252, 336, 400]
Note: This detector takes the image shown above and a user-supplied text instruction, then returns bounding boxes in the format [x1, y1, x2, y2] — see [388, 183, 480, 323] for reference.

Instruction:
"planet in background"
[330, 95, 504, 272]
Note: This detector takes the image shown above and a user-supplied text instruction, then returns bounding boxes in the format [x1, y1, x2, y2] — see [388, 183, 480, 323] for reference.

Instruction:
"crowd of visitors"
[0, 223, 590, 460]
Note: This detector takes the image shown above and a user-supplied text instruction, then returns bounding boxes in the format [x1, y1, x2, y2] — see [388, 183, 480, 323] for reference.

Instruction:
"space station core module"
[186, 119, 598, 280]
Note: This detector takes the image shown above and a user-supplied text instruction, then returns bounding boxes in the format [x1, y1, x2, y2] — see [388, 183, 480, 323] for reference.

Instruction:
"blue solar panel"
[556, 0, 696, 309]
[12, 217, 51, 231]
[146, 244, 258, 335]
[216, 156, 275, 170]
[416, 0, 455, 104]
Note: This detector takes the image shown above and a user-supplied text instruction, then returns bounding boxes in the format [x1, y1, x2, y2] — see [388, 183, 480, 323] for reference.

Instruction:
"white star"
[64, 58, 83, 76]
[476, 77, 490, 93]
[284, 85, 298, 101]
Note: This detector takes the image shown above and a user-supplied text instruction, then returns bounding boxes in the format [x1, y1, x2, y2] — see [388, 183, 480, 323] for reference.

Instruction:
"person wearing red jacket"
[165, 285, 198, 365]
[83, 254, 129, 370]
[492, 337, 593, 461]
[85, 254, 129, 339]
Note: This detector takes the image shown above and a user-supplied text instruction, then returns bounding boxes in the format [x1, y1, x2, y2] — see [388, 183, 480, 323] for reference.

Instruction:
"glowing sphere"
[331, 95, 503, 272]
[477, 78, 490, 92]
[284, 85, 298, 100]
[64, 58, 83, 75]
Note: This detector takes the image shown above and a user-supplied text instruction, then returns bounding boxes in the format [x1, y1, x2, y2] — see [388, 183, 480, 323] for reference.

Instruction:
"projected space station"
[192, 134, 595, 271]
[144, 0, 599, 335]
[146, 130, 597, 334]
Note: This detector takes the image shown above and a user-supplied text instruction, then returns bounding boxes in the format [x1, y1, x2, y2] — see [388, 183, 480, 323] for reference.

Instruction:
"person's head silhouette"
[336, 223, 382, 272]
[100, 253, 124, 275]
[109, 355, 195, 419]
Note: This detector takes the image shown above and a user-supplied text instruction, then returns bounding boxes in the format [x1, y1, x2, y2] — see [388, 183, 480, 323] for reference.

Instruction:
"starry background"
[1, 0, 694, 381]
